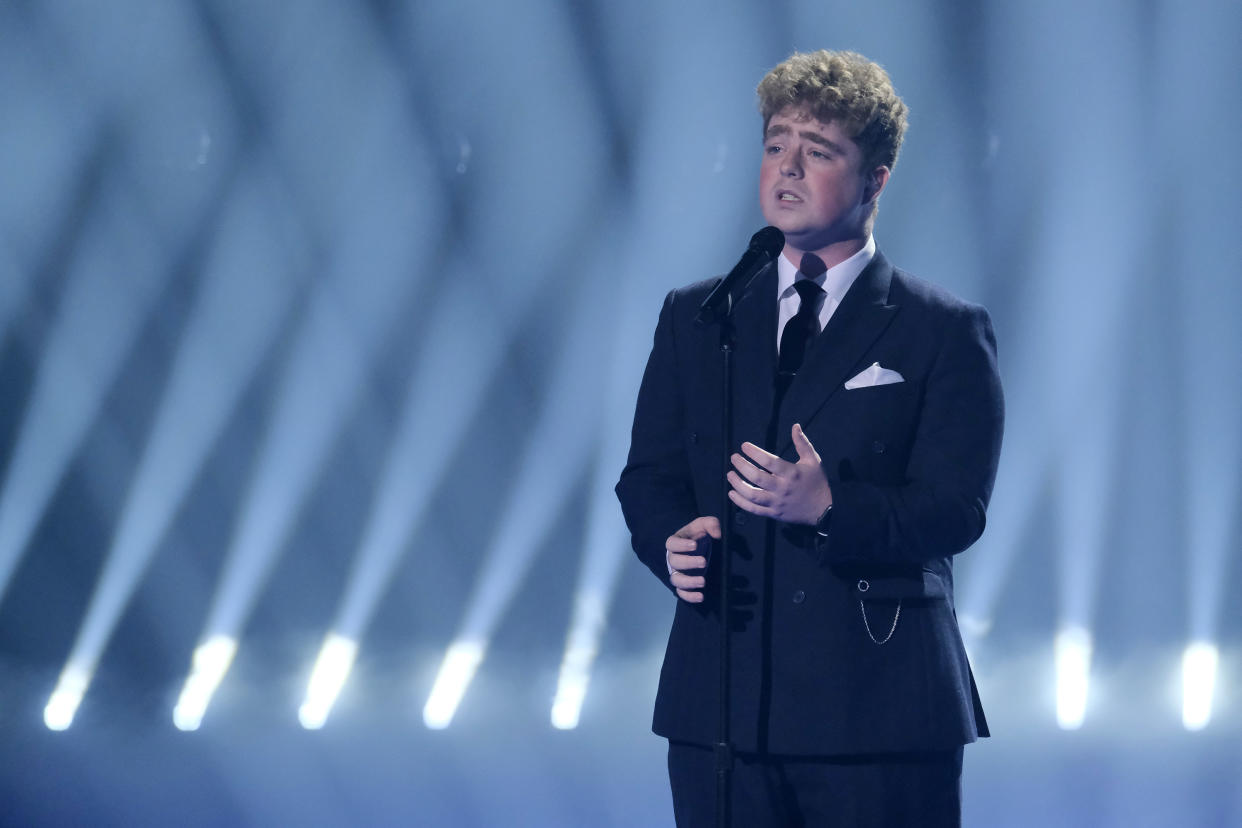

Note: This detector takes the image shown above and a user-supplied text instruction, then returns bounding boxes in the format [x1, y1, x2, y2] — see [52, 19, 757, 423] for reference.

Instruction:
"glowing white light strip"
[1055, 627, 1092, 730]
[437, 281, 604, 728]
[298, 634, 359, 730]
[44, 662, 93, 731]
[423, 640, 486, 730]
[1182, 642, 1218, 731]
[551, 595, 605, 730]
[172, 635, 239, 731]
[199, 251, 417, 651]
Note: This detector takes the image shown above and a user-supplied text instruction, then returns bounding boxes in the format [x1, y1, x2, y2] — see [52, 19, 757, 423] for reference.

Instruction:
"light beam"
[1181, 642, 1218, 731]
[423, 639, 486, 730]
[173, 636, 239, 731]
[44, 662, 92, 731]
[298, 634, 359, 730]
[1055, 627, 1092, 730]
[550, 593, 605, 730]
[0, 178, 168, 605]
[185, 18, 432, 725]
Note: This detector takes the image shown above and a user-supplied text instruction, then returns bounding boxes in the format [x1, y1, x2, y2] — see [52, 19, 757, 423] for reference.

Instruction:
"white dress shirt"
[775, 235, 876, 349]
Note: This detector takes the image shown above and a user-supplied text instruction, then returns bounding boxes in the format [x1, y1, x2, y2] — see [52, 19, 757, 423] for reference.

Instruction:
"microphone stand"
[714, 311, 735, 828]
[695, 229, 779, 828]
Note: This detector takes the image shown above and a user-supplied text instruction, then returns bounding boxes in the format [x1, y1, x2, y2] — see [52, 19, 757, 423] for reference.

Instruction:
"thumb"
[699, 516, 723, 539]
[792, 424, 821, 463]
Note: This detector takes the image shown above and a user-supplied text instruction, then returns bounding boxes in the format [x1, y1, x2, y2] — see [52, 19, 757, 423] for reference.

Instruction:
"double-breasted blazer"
[616, 250, 1004, 755]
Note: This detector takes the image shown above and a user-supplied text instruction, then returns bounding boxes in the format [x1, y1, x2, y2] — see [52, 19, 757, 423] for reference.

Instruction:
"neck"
[782, 235, 867, 272]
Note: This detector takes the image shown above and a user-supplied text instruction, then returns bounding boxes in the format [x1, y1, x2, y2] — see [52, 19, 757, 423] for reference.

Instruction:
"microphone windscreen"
[749, 226, 785, 257]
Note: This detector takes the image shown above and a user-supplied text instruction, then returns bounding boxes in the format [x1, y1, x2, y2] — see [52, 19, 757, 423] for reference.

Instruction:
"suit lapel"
[774, 252, 899, 455]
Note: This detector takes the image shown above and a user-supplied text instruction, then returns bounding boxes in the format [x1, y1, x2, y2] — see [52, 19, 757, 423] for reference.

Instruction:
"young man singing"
[616, 50, 1004, 827]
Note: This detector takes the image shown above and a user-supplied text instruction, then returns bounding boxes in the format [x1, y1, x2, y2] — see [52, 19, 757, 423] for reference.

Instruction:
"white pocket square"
[844, 362, 905, 390]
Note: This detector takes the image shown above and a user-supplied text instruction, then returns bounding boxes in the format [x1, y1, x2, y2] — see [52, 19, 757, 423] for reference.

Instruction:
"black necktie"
[777, 279, 825, 395]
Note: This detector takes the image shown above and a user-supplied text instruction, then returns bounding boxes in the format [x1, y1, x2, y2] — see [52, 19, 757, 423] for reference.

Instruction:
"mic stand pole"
[695, 227, 779, 828]
[714, 311, 735, 828]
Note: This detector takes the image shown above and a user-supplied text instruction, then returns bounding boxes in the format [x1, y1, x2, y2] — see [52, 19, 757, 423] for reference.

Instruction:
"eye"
[809, 149, 830, 160]
[764, 144, 783, 155]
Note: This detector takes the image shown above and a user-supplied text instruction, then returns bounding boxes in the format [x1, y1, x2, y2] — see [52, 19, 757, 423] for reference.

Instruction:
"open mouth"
[777, 192, 802, 202]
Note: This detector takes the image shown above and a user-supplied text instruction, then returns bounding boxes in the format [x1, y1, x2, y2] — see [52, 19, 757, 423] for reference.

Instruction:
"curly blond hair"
[757, 50, 908, 171]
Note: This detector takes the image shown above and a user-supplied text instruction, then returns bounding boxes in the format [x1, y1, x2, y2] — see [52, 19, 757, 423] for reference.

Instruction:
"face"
[759, 108, 889, 260]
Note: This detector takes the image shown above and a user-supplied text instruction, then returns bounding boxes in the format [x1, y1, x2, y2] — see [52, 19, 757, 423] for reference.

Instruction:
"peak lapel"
[774, 252, 898, 455]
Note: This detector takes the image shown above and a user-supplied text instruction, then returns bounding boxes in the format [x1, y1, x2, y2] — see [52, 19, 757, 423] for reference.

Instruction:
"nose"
[780, 152, 802, 178]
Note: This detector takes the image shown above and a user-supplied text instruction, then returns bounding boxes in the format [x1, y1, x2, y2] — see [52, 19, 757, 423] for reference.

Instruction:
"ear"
[863, 166, 891, 204]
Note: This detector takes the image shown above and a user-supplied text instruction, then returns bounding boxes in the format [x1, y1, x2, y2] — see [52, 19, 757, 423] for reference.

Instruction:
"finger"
[740, 441, 789, 473]
[729, 488, 775, 517]
[673, 524, 706, 540]
[670, 570, 706, 589]
[727, 471, 773, 506]
[697, 516, 723, 539]
[675, 516, 721, 540]
[666, 536, 703, 553]
[730, 452, 774, 487]
[791, 423, 822, 463]
[676, 588, 704, 604]
[667, 552, 707, 571]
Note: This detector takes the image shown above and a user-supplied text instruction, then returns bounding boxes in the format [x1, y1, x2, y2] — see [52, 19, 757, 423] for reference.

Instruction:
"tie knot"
[793, 278, 823, 309]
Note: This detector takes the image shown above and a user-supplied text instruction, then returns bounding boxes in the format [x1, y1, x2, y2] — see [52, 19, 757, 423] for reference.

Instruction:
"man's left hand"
[727, 423, 832, 526]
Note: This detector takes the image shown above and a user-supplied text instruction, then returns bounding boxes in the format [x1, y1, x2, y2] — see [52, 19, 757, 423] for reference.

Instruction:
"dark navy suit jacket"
[616, 250, 1004, 755]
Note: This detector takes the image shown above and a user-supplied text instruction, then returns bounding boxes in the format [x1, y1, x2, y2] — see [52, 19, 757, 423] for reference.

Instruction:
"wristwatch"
[815, 503, 833, 537]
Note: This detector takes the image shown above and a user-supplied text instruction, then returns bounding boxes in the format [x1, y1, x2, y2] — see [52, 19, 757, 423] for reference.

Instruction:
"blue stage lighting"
[1055, 627, 1092, 730]
[0, 179, 170, 605]
[299, 634, 359, 730]
[423, 639, 486, 730]
[173, 635, 239, 732]
[1181, 642, 1219, 731]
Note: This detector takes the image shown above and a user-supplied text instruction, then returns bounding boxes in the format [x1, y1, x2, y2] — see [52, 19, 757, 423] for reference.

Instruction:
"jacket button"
[872, 441, 886, 454]
[792, 590, 806, 604]
[857, 580, 870, 592]
[733, 512, 747, 527]
[690, 432, 699, 444]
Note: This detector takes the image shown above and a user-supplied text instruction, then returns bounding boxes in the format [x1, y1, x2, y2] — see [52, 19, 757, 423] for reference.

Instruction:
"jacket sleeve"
[821, 302, 1005, 565]
[615, 289, 701, 590]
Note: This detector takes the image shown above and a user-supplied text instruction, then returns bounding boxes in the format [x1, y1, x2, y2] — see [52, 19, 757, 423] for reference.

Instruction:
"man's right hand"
[665, 516, 721, 603]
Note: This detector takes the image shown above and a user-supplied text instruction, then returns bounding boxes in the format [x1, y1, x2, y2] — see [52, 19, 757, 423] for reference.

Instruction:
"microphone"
[695, 226, 785, 326]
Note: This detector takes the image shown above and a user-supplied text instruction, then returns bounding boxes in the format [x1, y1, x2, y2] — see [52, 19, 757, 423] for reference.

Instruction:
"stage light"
[190, 271, 411, 715]
[44, 177, 299, 740]
[551, 595, 603, 730]
[423, 280, 608, 730]
[299, 634, 358, 730]
[172, 635, 238, 731]
[1055, 627, 1092, 730]
[185, 20, 437, 724]
[44, 662, 92, 731]
[547, 292, 652, 732]
[1181, 642, 1218, 731]
[548, 468, 632, 732]
[423, 639, 486, 730]
[550, 665, 589, 730]
[309, 271, 510, 732]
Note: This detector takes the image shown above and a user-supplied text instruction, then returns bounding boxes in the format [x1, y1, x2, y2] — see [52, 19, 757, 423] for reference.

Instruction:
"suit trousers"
[667, 740, 963, 828]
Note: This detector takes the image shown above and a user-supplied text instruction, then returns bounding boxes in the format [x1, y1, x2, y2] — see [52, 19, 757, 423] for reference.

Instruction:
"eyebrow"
[764, 123, 847, 155]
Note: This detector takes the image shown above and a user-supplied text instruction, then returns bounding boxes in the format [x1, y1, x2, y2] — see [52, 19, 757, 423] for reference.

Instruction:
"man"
[615, 50, 1004, 827]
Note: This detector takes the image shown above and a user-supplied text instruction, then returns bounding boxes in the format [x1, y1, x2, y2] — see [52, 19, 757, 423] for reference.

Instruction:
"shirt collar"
[776, 235, 876, 303]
